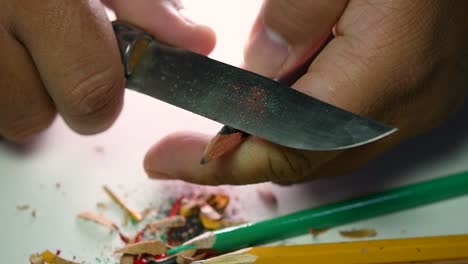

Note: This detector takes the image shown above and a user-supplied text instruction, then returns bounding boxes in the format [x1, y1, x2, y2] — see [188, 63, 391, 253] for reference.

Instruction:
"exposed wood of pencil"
[200, 126, 248, 165]
[103, 185, 142, 221]
[195, 234, 468, 264]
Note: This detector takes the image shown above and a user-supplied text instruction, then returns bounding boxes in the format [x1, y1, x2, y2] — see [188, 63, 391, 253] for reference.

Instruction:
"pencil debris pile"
[30, 187, 245, 264]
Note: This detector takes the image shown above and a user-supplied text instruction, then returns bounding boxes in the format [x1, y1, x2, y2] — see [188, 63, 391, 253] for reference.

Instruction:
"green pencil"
[168, 170, 468, 255]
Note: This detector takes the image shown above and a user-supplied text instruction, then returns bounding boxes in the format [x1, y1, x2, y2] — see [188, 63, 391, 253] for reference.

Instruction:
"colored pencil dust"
[200, 126, 249, 165]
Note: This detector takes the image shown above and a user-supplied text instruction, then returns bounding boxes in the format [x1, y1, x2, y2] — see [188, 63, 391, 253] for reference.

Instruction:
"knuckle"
[265, 148, 311, 184]
[65, 62, 123, 121]
[2, 110, 55, 142]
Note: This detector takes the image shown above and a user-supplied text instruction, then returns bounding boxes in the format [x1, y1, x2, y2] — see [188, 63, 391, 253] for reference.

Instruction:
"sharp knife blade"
[113, 21, 396, 150]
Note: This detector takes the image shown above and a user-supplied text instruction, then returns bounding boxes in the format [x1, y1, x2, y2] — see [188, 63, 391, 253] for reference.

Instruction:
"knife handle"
[112, 20, 154, 78]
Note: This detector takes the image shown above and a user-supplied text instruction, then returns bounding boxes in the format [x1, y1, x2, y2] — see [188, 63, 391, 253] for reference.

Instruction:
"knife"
[112, 21, 396, 150]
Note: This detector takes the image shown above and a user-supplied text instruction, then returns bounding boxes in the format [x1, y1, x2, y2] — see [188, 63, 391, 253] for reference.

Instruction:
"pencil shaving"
[77, 211, 118, 230]
[119, 254, 134, 264]
[179, 200, 199, 216]
[103, 185, 142, 221]
[180, 195, 212, 216]
[339, 228, 378, 238]
[16, 204, 30, 211]
[114, 240, 167, 255]
[200, 213, 222, 230]
[176, 249, 197, 264]
[177, 252, 207, 264]
[96, 202, 108, 209]
[220, 219, 247, 228]
[29, 250, 79, 264]
[29, 253, 43, 264]
[309, 227, 329, 237]
[207, 194, 230, 212]
[140, 207, 158, 220]
[146, 216, 186, 231]
[200, 204, 222, 221]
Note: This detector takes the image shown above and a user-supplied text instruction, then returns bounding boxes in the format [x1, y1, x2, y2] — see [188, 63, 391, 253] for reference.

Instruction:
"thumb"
[105, 0, 216, 55]
[243, 0, 348, 78]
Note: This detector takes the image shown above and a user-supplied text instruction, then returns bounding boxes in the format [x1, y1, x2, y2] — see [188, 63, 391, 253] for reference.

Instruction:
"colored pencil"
[167, 170, 468, 255]
[193, 234, 468, 264]
[200, 126, 248, 165]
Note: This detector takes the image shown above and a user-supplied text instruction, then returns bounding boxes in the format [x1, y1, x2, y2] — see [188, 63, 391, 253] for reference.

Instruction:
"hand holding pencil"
[143, 1, 468, 185]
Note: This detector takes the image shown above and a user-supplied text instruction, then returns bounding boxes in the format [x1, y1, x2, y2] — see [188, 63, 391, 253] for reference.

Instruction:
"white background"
[1, 1, 468, 262]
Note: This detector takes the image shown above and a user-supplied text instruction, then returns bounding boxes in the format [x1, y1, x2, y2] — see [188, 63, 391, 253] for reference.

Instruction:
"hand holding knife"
[112, 20, 396, 164]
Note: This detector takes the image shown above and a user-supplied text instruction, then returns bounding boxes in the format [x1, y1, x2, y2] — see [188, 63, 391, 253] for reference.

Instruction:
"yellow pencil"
[193, 234, 468, 264]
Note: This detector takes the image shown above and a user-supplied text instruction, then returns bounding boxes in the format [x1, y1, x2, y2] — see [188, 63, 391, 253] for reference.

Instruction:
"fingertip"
[143, 131, 211, 182]
[186, 24, 216, 55]
[144, 132, 318, 185]
[110, 0, 216, 56]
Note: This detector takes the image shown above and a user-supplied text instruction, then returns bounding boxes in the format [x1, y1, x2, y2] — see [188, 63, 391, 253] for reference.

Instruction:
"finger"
[273, 1, 451, 180]
[243, 0, 348, 78]
[293, 0, 448, 134]
[11, 0, 124, 134]
[144, 131, 338, 185]
[105, 0, 216, 55]
[0, 27, 55, 143]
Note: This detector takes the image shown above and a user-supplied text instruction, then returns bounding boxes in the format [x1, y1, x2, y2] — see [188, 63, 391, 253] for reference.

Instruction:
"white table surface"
[2, 1, 468, 262]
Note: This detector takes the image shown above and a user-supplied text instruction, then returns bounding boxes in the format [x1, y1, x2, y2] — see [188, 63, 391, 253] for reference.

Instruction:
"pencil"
[103, 185, 142, 222]
[193, 234, 468, 264]
[167, 170, 468, 255]
[200, 126, 248, 165]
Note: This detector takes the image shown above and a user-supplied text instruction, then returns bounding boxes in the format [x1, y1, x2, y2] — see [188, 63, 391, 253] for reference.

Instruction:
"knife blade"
[112, 21, 396, 150]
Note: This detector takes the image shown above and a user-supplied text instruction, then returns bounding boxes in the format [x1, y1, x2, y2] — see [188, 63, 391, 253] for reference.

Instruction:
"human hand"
[0, 0, 215, 142]
[144, 0, 468, 185]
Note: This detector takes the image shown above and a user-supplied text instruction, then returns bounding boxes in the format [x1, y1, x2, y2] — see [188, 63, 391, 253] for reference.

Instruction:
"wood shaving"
[339, 228, 378, 238]
[207, 194, 230, 212]
[114, 240, 167, 255]
[29, 253, 43, 264]
[176, 249, 197, 264]
[103, 185, 142, 222]
[200, 204, 222, 221]
[122, 211, 130, 226]
[16, 204, 30, 211]
[96, 202, 108, 209]
[310, 228, 330, 237]
[140, 208, 158, 220]
[146, 216, 186, 232]
[120, 254, 134, 264]
[256, 187, 277, 207]
[220, 219, 247, 228]
[200, 213, 222, 230]
[176, 249, 207, 264]
[29, 250, 79, 264]
[77, 211, 118, 231]
[179, 200, 199, 217]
